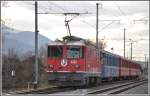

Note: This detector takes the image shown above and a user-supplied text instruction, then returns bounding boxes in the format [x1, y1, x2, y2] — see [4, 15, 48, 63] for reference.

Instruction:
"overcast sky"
[1, 1, 149, 61]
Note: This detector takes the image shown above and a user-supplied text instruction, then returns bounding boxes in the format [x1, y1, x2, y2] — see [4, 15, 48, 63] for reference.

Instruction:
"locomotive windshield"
[48, 46, 62, 58]
[67, 46, 83, 58]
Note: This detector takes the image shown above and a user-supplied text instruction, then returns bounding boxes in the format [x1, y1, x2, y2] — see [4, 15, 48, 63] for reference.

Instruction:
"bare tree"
[88, 39, 107, 50]
[2, 49, 20, 89]
[38, 44, 49, 87]
[98, 39, 107, 50]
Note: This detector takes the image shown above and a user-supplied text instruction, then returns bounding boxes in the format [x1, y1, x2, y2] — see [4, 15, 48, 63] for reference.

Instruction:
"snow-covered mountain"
[2, 25, 52, 55]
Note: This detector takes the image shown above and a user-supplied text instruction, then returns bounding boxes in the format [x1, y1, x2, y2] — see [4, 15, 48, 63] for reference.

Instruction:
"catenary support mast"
[34, 1, 38, 89]
[96, 3, 99, 47]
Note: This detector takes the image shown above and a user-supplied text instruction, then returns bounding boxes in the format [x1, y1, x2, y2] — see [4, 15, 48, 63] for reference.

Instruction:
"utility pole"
[11, 70, 15, 90]
[145, 54, 147, 64]
[130, 39, 133, 60]
[34, 1, 38, 89]
[145, 54, 147, 78]
[131, 42, 132, 60]
[124, 28, 126, 58]
[96, 3, 99, 47]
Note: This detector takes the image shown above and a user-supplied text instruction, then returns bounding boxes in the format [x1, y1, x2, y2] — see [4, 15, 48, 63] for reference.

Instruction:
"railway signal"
[11, 70, 15, 90]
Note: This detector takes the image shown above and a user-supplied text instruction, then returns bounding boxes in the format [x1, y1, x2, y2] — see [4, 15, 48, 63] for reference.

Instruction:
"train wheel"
[92, 77, 96, 85]
[92, 77, 99, 85]
[84, 78, 89, 87]
[89, 77, 92, 85]
[89, 77, 94, 85]
[97, 78, 102, 85]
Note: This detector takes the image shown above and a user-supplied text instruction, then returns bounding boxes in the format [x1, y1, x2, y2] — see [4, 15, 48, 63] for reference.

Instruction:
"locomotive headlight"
[48, 64, 53, 68]
[75, 64, 80, 68]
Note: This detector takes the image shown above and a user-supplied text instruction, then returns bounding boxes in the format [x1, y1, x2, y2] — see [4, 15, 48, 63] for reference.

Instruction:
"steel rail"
[88, 80, 147, 94]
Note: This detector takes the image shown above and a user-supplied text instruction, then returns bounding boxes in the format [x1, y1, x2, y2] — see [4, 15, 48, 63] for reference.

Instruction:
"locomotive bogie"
[47, 72, 98, 86]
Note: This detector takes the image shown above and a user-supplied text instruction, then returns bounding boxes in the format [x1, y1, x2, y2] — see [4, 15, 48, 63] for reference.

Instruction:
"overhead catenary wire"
[79, 19, 120, 32]
[49, 2, 66, 12]
[40, 2, 119, 34]
[79, 19, 96, 29]
[113, 1, 127, 17]
[99, 20, 116, 31]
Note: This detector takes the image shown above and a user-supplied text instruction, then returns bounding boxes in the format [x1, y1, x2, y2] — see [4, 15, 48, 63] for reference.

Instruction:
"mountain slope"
[2, 25, 52, 55]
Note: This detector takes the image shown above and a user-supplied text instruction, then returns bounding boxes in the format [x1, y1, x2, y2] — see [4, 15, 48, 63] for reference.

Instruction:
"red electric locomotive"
[46, 36, 101, 86]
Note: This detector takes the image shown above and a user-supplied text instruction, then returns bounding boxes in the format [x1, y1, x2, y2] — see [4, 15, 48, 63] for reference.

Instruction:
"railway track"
[88, 79, 147, 94]
[15, 79, 146, 94]
[18, 86, 75, 94]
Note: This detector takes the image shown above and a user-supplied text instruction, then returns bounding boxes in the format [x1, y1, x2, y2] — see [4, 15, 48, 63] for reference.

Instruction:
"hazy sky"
[1, 1, 149, 61]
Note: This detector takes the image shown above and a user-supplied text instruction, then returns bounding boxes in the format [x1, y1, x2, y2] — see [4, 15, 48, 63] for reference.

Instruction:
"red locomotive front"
[47, 41, 85, 73]
[46, 36, 101, 86]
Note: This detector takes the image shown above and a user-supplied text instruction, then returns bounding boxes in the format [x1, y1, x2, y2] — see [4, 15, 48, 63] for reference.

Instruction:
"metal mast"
[124, 28, 126, 58]
[96, 3, 99, 47]
[130, 41, 132, 60]
[34, 1, 38, 89]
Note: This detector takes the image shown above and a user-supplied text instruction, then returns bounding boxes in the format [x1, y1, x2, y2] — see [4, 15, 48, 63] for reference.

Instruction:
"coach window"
[114, 57, 116, 66]
[123, 60, 124, 67]
[48, 46, 62, 58]
[128, 62, 130, 68]
[108, 55, 111, 66]
[124, 60, 126, 68]
[128, 62, 129, 68]
[109, 55, 111, 66]
[108, 55, 110, 66]
[115, 58, 118, 66]
[124, 61, 126, 67]
[112, 56, 114, 66]
[121, 60, 123, 67]
[107, 55, 109, 66]
[126, 61, 128, 68]
[131, 63, 133, 68]
[106, 55, 109, 66]
[124, 60, 126, 67]
[115, 58, 117, 66]
[103, 53, 106, 65]
[132, 63, 134, 68]
[107, 54, 109, 66]
[111, 57, 113, 66]
[116, 58, 118, 66]
[133, 64, 135, 69]
[110, 56, 112, 66]
[105, 54, 108, 66]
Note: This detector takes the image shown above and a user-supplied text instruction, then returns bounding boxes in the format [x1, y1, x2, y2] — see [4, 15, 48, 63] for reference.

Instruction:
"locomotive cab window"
[67, 46, 83, 58]
[48, 46, 62, 58]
